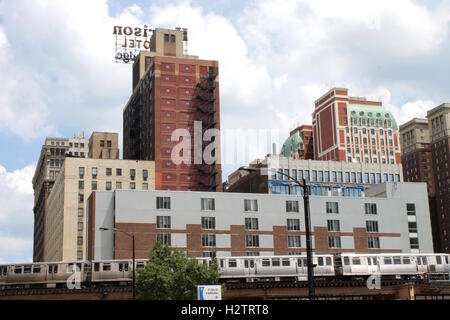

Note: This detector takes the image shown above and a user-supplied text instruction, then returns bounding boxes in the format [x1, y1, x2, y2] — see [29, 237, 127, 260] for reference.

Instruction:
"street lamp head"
[238, 166, 259, 172]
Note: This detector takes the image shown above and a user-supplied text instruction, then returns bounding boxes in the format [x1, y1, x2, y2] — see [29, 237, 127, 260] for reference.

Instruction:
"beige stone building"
[45, 157, 155, 262]
[89, 132, 119, 159]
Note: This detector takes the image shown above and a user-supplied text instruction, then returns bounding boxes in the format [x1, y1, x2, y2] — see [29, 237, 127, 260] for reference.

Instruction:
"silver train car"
[214, 255, 335, 281]
[0, 261, 91, 289]
[341, 253, 450, 278]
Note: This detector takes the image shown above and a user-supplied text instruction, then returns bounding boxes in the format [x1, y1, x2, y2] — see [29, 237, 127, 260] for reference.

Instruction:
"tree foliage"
[135, 243, 220, 300]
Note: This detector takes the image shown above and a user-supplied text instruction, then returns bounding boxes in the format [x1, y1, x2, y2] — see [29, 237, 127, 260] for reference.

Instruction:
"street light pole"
[302, 178, 314, 300]
[100, 227, 136, 300]
[239, 166, 315, 300]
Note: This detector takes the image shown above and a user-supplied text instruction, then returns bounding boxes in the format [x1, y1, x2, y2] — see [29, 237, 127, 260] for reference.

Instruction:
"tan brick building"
[45, 157, 155, 262]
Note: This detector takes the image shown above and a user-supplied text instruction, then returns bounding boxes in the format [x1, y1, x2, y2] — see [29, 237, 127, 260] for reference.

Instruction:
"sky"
[0, 0, 449, 263]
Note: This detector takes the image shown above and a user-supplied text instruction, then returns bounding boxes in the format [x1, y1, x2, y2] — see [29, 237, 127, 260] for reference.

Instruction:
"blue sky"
[0, 0, 449, 263]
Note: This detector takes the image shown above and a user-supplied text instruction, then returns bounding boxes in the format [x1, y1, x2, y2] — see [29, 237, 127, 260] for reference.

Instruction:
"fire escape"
[195, 67, 218, 191]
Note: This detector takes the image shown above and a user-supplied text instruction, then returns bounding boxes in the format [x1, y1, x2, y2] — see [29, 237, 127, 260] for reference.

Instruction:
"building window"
[91, 181, 97, 190]
[245, 218, 259, 230]
[287, 219, 300, 231]
[78, 222, 83, 231]
[130, 182, 136, 190]
[327, 220, 340, 232]
[116, 168, 122, 176]
[78, 194, 84, 203]
[106, 181, 112, 191]
[286, 200, 299, 213]
[79, 167, 85, 177]
[142, 183, 148, 190]
[106, 168, 112, 176]
[326, 202, 339, 214]
[365, 203, 377, 215]
[288, 236, 301, 248]
[156, 216, 171, 229]
[100, 140, 105, 147]
[78, 180, 84, 190]
[92, 167, 97, 178]
[244, 199, 258, 212]
[201, 198, 215, 211]
[157, 197, 171, 210]
[142, 169, 148, 181]
[130, 169, 136, 180]
[78, 208, 83, 218]
[107, 140, 112, 148]
[201, 217, 216, 230]
[328, 236, 341, 248]
[77, 251, 83, 260]
[368, 236, 380, 249]
[77, 236, 83, 246]
[116, 181, 122, 189]
[157, 234, 171, 245]
[246, 235, 259, 247]
[202, 251, 216, 258]
[202, 234, 216, 247]
[366, 220, 379, 233]
[312, 170, 317, 181]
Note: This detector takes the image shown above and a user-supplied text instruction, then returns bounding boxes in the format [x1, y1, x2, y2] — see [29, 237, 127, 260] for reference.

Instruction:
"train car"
[91, 259, 149, 284]
[341, 253, 450, 279]
[217, 255, 335, 282]
[44, 261, 91, 288]
[0, 264, 7, 289]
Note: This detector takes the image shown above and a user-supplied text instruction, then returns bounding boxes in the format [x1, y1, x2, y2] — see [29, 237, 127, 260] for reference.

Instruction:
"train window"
[303, 259, 307, 266]
[136, 262, 145, 269]
[445, 256, 449, 264]
[220, 260, 224, 268]
[272, 258, 280, 267]
[24, 266, 31, 274]
[297, 259, 302, 267]
[282, 259, 290, 267]
[54, 265, 58, 273]
[124, 263, 129, 272]
[250, 260, 255, 268]
[352, 258, 361, 265]
[103, 264, 111, 271]
[33, 267, 41, 274]
[436, 256, 442, 265]
[119, 264, 123, 272]
[77, 263, 82, 271]
[417, 258, 422, 265]
[244, 260, 248, 268]
[368, 258, 372, 266]
[402, 257, 411, 264]
[343, 257, 350, 265]
[393, 257, 402, 265]
[67, 264, 74, 273]
[318, 257, 324, 266]
[94, 263, 100, 272]
[422, 257, 428, 265]
[14, 267, 22, 274]
[228, 260, 237, 268]
[384, 257, 392, 265]
[262, 259, 270, 267]
[326, 257, 332, 266]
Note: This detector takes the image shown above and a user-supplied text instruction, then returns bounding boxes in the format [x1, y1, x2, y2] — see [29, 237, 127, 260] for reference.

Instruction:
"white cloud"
[0, 164, 35, 262]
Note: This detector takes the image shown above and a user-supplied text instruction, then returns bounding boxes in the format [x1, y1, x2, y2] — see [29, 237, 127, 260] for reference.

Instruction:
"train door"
[416, 256, 427, 274]
[367, 257, 378, 274]
[244, 259, 255, 277]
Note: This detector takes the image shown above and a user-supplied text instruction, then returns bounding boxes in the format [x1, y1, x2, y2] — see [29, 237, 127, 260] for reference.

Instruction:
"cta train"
[1, 253, 449, 289]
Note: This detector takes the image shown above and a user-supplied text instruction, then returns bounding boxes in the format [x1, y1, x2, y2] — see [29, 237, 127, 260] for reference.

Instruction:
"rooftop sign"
[113, 25, 153, 64]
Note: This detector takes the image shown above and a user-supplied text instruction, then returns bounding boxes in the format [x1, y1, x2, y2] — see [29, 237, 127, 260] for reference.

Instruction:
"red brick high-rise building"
[427, 103, 450, 252]
[123, 28, 222, 191]
[312, 88, 401, 164]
